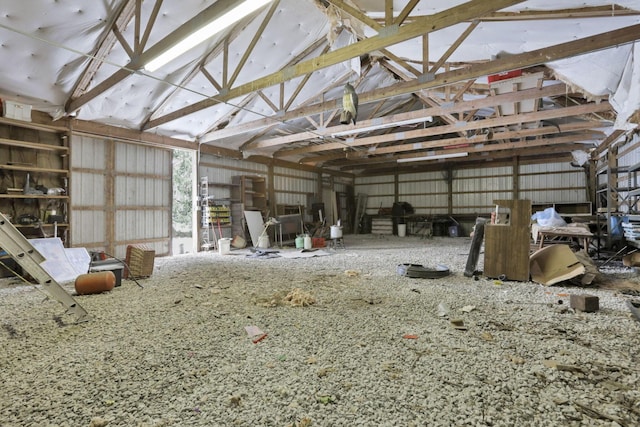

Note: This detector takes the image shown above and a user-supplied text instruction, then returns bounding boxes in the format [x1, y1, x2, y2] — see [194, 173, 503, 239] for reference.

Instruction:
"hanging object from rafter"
[340, 83, 358, 125]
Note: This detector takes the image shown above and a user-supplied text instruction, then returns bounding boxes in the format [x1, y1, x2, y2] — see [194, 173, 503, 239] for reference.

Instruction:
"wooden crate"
[124, 244, 155, 279]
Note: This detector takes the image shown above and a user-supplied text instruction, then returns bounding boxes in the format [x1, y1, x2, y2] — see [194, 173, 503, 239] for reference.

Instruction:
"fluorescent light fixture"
[330, 116, 433, 137]
[397, 152, 469, 163]
[145, 0, 271, 72]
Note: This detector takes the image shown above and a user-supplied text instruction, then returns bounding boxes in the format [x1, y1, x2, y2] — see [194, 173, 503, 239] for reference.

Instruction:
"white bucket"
[303, 235, 312, 249]
[218, 238, 231, 255]
[330, 225, 343, 239]
[398, 224, 407, 237]
[257, 235, 270, 248]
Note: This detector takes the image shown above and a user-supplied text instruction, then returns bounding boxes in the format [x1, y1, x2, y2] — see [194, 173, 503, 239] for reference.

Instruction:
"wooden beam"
[228, 0, 280, 88]
[200, 24, 639, 142]
[143, 0, 526, 129]
[70, 118, 199, 151]
[248, 83, 567, 150]
[66, 0, 136, 102]
[428, 21, 479, 74]
[301, 127, 601, 164]
[326, 0, 383, 31]
[67, 0, 269, 113]
[280, 101, 611, 157]
[395, 0, 420, 26]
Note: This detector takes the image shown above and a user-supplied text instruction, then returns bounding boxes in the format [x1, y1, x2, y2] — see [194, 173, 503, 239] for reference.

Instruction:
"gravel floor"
[1, 235, 640, 427]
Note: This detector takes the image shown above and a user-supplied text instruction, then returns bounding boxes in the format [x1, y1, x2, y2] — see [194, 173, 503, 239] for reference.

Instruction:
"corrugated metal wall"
[71, 134, 171, 258]
[520, 162, 588, 204]
[273, 166, 317, 207]
[355, 161, 589, 216]
[197, 155, 355, 239]
[199, 154, 268, 200]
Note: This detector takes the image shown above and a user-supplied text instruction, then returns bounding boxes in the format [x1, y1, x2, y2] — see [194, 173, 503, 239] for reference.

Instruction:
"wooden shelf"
[15, 223, 69, 228]
[0, 194, 68, 199]
[0, 137, 68, 152]
[0, 164, 68, 174]
[0, 120, 70, 246]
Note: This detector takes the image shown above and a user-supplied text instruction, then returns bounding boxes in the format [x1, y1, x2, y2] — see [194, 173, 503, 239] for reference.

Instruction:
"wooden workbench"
[536, 226, 594, 253]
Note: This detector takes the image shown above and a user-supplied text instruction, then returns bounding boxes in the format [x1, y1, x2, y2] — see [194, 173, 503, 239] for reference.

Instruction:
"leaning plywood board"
[484, 199, 532, 281]
[530, 244, 585, 286]
[244, 210, 264, 247]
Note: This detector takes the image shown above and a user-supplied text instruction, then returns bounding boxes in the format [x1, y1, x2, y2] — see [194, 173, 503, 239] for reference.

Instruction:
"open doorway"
[172, 149, 197, 255]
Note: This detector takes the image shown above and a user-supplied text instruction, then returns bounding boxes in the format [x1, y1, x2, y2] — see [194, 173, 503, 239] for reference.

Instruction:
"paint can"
[295, 235, 304, 248]
[303, 235, 312, 249]
[257, 235, 270, 248]
[398, 224, 407, 237]
[330, 225, 343, 239]
[75, 271, 115, 295]
[218, 238, 231, 255]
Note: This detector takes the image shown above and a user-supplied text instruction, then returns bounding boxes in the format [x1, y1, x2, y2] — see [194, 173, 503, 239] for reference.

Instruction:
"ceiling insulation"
[0, 0, 638, 174]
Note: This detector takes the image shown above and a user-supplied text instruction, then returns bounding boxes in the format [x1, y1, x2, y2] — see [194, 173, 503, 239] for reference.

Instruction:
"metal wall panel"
[115, 143, 171, 175]
[71, 135, 172, 257]
[520, 162, 587, 203]
[71, 172, 105, 207]
[70, 135, 108, 248]
[114, 176, 170, 206]
[355, 161, 591, 219]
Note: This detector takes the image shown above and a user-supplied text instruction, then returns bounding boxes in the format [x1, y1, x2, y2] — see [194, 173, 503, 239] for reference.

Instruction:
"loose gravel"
[1, 235, 640, 427]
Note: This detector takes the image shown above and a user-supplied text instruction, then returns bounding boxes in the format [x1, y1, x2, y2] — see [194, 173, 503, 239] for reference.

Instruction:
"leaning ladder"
[0, 213, 89, 323]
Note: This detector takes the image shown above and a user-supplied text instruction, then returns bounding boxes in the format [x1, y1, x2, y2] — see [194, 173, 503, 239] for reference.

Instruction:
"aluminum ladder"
[0, 213, 89, 322]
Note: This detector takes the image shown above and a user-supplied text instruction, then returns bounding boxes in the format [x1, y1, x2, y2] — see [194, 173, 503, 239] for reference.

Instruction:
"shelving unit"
[231, 175, 267, 214]
[230, 175, 267, 245]
[0, 119, 71, 245]
[595, 162, 639, 249]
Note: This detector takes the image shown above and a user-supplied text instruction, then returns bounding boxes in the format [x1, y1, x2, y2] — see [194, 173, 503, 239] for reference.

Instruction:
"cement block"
[570, 294, 599, 312]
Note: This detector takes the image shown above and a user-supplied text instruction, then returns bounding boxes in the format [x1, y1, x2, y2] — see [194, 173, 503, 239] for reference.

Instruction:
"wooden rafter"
[277, 101, 611, 157]
[143, 0, 526, 129]
[66, 0, 136, 102]
[228, 0, 280, 88]
[67, 0, 270, 113]
[298, 123, 604, 164]
[198, 23, 639, 144]
[395, 0, 420, 26]
[245, 83, 568, 150]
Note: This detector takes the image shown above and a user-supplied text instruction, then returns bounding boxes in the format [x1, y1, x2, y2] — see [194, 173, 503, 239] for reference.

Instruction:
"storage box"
[90, 259, 124, 287]
[487, 70, 522, 83]
[2, 100, 32, 121]
[312, 237, 325, 248]
[124, 244, 155, 279]
[569, 294, 599, 312]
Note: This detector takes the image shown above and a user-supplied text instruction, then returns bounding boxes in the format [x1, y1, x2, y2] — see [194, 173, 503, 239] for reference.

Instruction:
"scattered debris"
[627, 300, 640, 323]
[402, 334, 418, 339]
[530, 244, 585, 286]
[397, 263, 450, 279]
[450, 318, 467, 330]
[2, 322, 21, 338]
[569, 294, 599, 312]
[244, 325, 268, 344]
[461, 305, 476, 313]
[284, 288, 316, 307]
[88, 417, 110, 427]
[573, 400, 627, 425]
[287, 417, 312, 427]
[437, 302, 450, 318]
[316, 394, 337, 405]
[344, 269, 359, 277]
[480, 331, 494, 341]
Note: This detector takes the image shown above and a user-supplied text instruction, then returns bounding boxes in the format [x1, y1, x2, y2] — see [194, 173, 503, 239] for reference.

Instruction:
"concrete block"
[570, 294, 599, 312]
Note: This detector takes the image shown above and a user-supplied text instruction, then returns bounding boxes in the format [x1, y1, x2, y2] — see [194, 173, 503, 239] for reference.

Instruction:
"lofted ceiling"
[1, 0, 639, 175]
